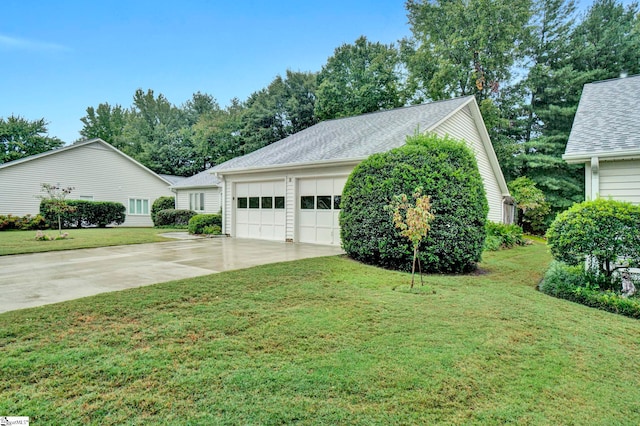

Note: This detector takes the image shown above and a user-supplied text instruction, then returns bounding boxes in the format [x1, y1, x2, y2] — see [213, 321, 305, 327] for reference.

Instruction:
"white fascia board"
[563, 149, 640, 163]
[212, 157, 364, 177]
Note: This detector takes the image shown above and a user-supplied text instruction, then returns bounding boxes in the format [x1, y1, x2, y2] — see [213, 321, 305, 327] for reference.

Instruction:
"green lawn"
[2, 243, 640, 424]
[0, 228, 183, 256]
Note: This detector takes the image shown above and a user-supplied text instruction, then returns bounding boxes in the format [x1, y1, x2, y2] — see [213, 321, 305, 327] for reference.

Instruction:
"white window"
[129, 198, 150, 215]
[189, 192, 205, 211]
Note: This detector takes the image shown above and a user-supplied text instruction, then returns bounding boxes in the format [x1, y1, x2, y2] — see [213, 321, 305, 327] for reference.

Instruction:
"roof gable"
[212, 96, 473, 172]
[564, 75, 640, 161]
[0, 138, 172, 184]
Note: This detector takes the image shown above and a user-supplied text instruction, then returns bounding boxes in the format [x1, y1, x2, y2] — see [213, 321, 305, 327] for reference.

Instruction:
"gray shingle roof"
[170, 168, 221, 188]
[565, 75, 640, 159]
[160, 174, 188, 185]
[212, 96, 472, 172]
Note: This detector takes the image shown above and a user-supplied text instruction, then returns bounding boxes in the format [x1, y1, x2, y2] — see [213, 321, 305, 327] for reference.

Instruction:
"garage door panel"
[234, 180, 286, 241]
[297, 177, 346, 245]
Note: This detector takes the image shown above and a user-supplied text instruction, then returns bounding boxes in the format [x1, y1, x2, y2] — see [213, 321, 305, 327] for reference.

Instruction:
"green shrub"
[188, 214, 223, 234]
[484, 221, 525, 250]
[40, 200, 126, 228]
[340, 133, 488, 274]
[540, 261, 640, 319]
[151, 196, 175, 225]
[539, 261, 585, 299]
[0, 214, 49, 231]
[547, 198, 640, 289]
[156, 209, 197, 228]
[202, 225, 222, 235]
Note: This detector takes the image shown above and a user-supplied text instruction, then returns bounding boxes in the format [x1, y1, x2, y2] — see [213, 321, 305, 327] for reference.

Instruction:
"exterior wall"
[598, 159, 640, 204]
[0, 142, 173, 226]
[174, 187, 222, 213]
[432, 105, 505, 223]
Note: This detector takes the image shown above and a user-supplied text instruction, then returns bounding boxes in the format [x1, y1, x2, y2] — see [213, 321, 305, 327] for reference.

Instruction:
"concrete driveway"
[0, 237, 344, 314]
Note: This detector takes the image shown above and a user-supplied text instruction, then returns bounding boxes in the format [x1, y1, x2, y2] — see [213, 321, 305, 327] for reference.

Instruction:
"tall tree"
[402, 0, 532, 103]
[79, 103, 130, 151]
[193, 98, 245, 169]
[512, 0, 640, 215]
[241, 70, 317, 154]
[0, 116, 63, 164]
[314, 36, 402, 120]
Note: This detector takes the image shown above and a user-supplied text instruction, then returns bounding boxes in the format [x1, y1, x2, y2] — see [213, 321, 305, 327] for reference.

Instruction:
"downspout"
[590, 157, 599, 200]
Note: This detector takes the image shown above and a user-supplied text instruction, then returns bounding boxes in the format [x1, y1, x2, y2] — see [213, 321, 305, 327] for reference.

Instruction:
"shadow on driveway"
[0, 238, 344, 314]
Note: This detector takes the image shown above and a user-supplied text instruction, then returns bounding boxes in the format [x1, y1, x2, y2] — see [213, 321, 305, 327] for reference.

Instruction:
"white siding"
[174, 187, 221, 213]
[0, 141, 173, 226]
[432, 105, 505, 223]
[599, 160, 640, 204]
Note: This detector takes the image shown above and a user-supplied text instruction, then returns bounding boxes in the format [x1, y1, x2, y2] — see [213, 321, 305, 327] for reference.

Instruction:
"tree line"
[3, 0, 638, 227]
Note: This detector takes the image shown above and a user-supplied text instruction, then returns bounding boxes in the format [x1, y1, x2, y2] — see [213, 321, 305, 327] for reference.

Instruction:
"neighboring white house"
[564, 75, 640, 203]
[0, 138, 175, 226]
[210, 96, 512, 245]
[170, 168, 222, 213]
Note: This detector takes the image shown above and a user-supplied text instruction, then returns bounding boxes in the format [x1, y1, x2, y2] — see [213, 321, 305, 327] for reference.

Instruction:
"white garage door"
[235, 181, 286, 241]
[298, 177, 347, 245]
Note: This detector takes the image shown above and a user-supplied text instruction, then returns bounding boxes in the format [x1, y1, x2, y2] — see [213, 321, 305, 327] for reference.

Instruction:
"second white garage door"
[235, 181, 286, 241]
[298, 177, 347, 245]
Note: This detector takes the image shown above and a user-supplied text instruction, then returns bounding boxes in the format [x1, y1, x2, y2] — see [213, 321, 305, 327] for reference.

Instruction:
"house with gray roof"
[210, 96, 512, 245]
[170, 168, 222, 213]
[564, 75, 640, 203]
[0, 138, 174, 227]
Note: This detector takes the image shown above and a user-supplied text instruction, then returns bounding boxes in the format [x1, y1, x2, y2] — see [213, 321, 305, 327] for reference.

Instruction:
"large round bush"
[340, 133, 488, 273]
[546, 198, 640, 279]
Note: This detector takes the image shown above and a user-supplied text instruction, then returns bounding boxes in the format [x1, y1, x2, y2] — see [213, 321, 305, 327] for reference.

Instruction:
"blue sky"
[2, 1, 410, 143]
[1, 0, 629, 144]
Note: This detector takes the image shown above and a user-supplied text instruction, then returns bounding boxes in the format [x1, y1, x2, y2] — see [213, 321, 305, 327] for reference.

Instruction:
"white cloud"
[0, 34, 70, 52]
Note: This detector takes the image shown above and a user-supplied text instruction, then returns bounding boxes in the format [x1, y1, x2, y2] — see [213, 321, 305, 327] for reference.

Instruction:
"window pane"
[249, 197, 260, 208]
[129, 199, 135, 214]
[317, 196, 331, 210]
[301, 196, 315, 209]
[200, 193, 205, 210]
[333, 195, 341, 210]
[189, 193, 194, 210]
[143, 199, 149, 214]
[237, 197, 247, 208]
[136, 199, 142, 214]
[261, 197, 273, 209]
[275, 196, 285, 209]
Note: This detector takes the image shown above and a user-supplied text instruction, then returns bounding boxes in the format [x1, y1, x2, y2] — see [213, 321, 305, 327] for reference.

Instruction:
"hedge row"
[0, 214, 49, 231]
[155, 209, 197, 228]
[188, 214, 222, 235]
[540, 261, 640, 319]
[40, 199, 126, 228]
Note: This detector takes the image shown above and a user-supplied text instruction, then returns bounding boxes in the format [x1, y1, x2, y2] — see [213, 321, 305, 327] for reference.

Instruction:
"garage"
[235, 180, 286, 241]
[298, 177, 347, 245]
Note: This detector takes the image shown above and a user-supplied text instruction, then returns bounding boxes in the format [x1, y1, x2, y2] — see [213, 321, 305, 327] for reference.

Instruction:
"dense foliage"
[151, 196, 175, 225]
[188, 214, 222, 235]
[40, 200, 126, 228]
[0, 116, 63, 164]
[484, 222, 526, 251]
[541, 261, 640, 319]
[340, 133, 488, 273]
[0, 214, 48, 231]
[155, 209, 197, 228]
[546, 199, 640, 282]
